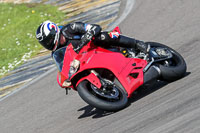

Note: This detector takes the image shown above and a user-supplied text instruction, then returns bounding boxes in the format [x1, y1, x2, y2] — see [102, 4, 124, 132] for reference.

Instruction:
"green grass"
[0, 3, 65, 77]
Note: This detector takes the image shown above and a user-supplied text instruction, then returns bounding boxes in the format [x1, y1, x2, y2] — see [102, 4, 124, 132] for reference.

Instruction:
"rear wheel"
[147, 42, 187, 81]
[77, 80, 128, 111]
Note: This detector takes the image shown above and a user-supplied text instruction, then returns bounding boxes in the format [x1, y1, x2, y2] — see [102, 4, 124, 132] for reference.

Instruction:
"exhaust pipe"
[143, 65, 161, 85]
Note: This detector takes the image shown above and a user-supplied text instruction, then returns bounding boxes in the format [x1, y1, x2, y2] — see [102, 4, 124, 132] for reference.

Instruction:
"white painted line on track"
[0, 67, 56, 102]
[108, 0, 135, 31]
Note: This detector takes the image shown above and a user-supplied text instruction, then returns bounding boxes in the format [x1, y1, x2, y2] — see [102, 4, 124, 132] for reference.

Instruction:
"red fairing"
[57, 44, 77, 88]
[76, 73, 102, 89]
[62, 44, 77, 80]
[77, 45, 147, 97]
[58, 27, 147, 97]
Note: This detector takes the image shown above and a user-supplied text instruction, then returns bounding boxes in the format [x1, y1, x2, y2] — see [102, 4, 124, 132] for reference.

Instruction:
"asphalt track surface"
[1, 0, 200, 132]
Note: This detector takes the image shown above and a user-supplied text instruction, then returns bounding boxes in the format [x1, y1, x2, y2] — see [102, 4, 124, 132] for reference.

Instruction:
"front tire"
[77, 80, 128, 111]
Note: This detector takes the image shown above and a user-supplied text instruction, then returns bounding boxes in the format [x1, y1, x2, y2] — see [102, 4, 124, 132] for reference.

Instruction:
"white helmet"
[36, 20, 60, 51]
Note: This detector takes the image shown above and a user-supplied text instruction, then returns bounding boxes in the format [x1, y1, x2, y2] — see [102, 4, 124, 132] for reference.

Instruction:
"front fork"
[76, 70, 102, 89]
[90, 70, 112, 88]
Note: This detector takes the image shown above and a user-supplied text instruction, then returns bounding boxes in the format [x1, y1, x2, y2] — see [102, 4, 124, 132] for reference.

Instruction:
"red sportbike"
[52, 27, 186, 111]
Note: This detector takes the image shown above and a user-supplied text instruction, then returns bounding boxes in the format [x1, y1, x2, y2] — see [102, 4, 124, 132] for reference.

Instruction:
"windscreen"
[52, 47, 67, 72]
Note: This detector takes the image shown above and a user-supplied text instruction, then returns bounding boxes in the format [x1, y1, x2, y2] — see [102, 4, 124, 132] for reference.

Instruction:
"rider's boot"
[115, 35, 149, 53]
[136, 40, 150, 54]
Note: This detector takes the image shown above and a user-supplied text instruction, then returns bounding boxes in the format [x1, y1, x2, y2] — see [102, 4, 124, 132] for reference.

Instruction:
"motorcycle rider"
[36, 20, 149, 54]
[36, 20, 162, 89]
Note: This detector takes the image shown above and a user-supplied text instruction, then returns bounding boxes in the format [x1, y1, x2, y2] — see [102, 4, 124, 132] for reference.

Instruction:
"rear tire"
[77, 80, 128, 111]
[146, 42, 187, 81]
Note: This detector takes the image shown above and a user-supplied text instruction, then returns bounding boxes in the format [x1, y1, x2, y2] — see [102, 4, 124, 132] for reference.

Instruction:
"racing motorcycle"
[52, 27, 186, 111]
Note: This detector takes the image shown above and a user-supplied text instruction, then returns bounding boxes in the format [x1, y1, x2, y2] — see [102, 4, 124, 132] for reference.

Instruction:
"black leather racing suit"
[56, 22, 147, 53]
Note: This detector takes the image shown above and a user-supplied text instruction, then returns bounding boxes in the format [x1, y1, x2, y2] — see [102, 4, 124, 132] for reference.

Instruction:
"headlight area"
[62, 59, 80, 88]
[69, 59, 80, 78]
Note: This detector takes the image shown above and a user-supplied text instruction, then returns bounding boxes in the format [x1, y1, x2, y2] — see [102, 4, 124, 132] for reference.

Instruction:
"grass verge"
[0, 3, 65, 78]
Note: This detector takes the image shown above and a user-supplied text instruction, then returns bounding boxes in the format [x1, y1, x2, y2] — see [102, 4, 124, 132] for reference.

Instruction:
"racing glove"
[74, 25, 102, 52]
[74, 32, 93, 52]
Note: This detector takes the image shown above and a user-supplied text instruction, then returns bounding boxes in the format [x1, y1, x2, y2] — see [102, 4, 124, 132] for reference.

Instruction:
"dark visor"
[40, 28, 57, 50]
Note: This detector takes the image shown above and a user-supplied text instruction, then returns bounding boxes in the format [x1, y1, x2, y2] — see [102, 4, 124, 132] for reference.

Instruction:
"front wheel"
[77, 80, 128, 111]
